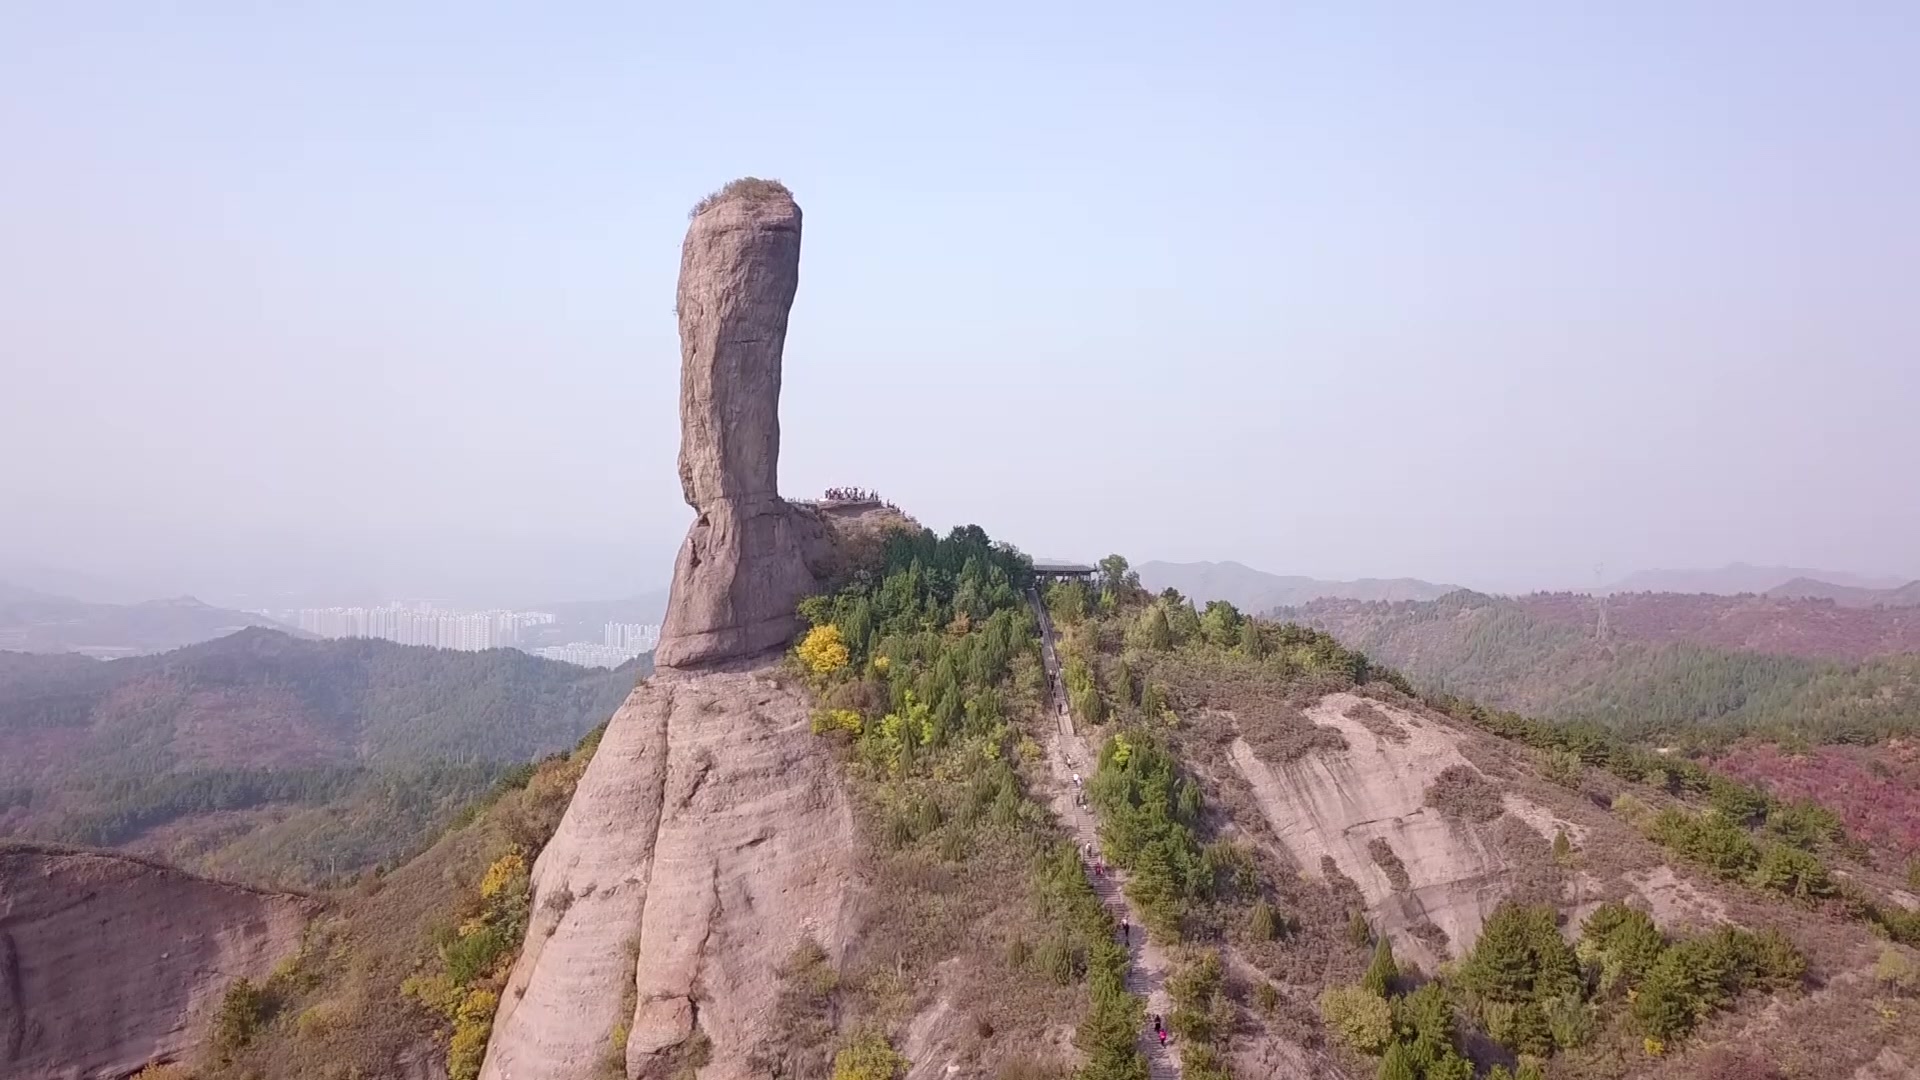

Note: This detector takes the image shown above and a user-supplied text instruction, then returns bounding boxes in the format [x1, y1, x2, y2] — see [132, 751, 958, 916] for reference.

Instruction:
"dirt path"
[1030, 590, 1182, 1080]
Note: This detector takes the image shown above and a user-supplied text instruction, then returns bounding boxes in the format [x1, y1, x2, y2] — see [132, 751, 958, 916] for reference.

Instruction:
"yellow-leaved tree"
[797, 624, 850, 677]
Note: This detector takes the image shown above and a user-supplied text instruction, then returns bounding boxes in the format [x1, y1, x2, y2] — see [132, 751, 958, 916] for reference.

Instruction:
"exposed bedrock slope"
[478, 668, 855, 1080]
[1228, 693, 1519, 971]
[0, 845, 311, 1079]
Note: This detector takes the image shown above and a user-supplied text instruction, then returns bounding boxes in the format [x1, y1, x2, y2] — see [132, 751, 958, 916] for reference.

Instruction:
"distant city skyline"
[268, 601, 661, 668]
[273, 603, 557, 652]
[604, 621, 660, 653]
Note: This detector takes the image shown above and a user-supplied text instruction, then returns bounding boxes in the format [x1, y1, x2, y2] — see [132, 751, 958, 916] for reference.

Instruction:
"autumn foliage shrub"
[401, 847, 532, 1080]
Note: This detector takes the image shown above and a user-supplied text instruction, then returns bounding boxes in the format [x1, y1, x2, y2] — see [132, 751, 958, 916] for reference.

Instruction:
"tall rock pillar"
[478, 178, 899, 1080]
[655, 179, 818, 669]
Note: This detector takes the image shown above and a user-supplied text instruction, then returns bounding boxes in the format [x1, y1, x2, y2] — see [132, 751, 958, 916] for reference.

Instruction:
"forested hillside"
[1514, 591, 1920, 662]
[0, 628, 642, 885]
[1291, 592, 1920, 746]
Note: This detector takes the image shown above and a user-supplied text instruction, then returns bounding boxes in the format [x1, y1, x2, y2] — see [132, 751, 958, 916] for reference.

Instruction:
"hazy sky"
[4, 3, 1917, 605]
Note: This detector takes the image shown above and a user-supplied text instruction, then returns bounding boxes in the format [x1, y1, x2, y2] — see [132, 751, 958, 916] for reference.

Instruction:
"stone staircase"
[1030, 588, 1182, 1080]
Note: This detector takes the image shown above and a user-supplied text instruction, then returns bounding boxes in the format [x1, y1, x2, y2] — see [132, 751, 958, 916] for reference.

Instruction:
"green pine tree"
[1363, 936, 1399, 996]
[1377, 1040, 1418, 1080]
[1143, 606, 1173, 650]
[1239, 617, 1264, 657]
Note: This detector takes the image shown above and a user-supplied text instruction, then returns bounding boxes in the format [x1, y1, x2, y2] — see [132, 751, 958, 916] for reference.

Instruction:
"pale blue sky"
[3, 3, 1916, 604]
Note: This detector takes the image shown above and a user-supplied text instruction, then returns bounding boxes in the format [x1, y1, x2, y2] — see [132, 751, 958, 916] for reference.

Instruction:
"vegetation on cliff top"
[797, 524, 1145, 1080]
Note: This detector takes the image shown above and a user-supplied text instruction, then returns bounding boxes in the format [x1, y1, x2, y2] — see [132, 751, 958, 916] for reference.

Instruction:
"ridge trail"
[1030, 589, 1182, 1080]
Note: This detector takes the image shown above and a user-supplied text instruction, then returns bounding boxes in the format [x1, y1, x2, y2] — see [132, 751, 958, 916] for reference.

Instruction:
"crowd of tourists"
[820, 486, 887, 504]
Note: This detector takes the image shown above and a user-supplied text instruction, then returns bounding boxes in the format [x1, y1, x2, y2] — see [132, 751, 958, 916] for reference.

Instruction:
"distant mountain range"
[1599, 562, 1910, 597]
[1135, 560, 1458, 614]
[1292, 590, 1920, 742]
[1765, 576, 1920, 609]
[0, 581, 301, 657]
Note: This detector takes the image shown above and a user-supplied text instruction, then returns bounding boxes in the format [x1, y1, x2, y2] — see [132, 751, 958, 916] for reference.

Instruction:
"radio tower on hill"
[1593, 563, 1612, 640]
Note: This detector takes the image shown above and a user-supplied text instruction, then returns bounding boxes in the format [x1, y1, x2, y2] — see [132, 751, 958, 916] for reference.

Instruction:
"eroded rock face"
[1228, 693, 1511, 971]
[477, 667, 856, 1080]
[657, 180, 819, 670]
[0, 844, 311, 1079]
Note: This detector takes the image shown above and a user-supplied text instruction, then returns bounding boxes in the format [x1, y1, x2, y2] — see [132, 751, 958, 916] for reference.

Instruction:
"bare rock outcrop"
[1229, 693, 1513, 971]
[481, 180, 889, 1079]
[656, 179, 820, 671]
[0, 843, 311, 1079]
[479, 668, 856, 1080]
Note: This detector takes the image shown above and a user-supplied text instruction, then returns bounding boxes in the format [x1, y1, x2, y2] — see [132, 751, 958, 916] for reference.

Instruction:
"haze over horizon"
[5, 4, 1918, 606]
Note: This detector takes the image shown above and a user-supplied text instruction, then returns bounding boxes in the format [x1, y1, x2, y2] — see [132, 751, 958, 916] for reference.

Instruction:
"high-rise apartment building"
[602, 622, 661, 653]
[277, 604, 559, 653]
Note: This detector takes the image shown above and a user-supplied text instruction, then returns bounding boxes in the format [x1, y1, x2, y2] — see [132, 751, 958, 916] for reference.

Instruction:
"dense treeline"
[54, 765, 364, 847]
[1293, 592, 1920, 746]
[800, 524, 1038, 764]
[1090, 733, 1233, 939]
